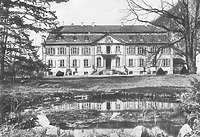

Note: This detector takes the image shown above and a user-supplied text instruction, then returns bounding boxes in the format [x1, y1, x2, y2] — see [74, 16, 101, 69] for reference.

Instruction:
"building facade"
[43, 25, 173, 76]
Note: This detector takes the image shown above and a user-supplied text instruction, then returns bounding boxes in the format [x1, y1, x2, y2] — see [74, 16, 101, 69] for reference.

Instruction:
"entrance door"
[106, 58, 111, 69]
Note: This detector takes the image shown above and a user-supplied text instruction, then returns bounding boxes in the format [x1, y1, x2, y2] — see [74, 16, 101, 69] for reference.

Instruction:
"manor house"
[43, 24, 173, 76]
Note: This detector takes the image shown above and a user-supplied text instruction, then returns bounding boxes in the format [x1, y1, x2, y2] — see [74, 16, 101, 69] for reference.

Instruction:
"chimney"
[81, 22, 84, 26]
[92, 22, 95, 27]
[121, 21, 124, 27]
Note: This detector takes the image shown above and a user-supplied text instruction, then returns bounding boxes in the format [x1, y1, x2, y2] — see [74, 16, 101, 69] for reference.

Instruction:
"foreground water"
[27, 90, 184, 137]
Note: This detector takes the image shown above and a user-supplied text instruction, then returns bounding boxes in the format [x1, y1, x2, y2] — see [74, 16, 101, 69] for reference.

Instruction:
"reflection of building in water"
[50, 100, 179, 112]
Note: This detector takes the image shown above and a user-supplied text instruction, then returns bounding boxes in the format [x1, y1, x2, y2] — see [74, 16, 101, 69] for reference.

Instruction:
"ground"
[0, 74, 198, 94]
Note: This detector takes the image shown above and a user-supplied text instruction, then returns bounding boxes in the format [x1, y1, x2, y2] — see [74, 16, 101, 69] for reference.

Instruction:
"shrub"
[56, 71, 64, 76]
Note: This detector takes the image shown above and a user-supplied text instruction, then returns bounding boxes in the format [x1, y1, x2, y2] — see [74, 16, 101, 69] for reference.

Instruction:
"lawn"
[0, 74, 197, 95]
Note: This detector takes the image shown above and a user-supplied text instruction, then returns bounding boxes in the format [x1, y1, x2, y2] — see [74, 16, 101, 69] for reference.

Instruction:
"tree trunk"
[0, 48, 5, 79]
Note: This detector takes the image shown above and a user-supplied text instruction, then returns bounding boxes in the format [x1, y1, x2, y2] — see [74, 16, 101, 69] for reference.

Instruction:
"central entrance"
[106, 58, 111, 69]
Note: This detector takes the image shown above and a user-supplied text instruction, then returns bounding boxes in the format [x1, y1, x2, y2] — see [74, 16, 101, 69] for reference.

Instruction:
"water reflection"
[50, 100, 179, 112]
[44, 100, 181, 137]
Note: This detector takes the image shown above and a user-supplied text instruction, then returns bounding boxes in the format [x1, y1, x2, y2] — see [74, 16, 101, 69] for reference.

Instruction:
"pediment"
[96, 35, 124, 44]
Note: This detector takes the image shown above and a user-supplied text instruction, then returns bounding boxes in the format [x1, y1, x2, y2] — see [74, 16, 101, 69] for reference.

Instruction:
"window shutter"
[88, 59, 91, 67]
[78, 59, 81, 68]
[54, 60, 56, 67]
[134, 59, 136, 67]
[126, 59, 129, 67]
[101, 58, 104, 67]
[137, 59, 140, 67]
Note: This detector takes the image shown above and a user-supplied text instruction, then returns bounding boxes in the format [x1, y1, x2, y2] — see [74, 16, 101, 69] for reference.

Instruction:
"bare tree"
[126, 0, 200, 74]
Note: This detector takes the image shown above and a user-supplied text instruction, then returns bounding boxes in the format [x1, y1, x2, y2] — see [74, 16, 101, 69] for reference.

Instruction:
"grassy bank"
[1, 74, 198, 94]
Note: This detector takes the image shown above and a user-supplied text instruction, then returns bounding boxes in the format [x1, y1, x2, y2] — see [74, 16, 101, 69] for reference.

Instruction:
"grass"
[0, 74, 197, 95]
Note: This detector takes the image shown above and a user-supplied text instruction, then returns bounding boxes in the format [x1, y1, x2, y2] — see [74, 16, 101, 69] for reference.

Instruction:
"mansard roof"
[51, 25, 166, 34]
[45, 25, 169, 45]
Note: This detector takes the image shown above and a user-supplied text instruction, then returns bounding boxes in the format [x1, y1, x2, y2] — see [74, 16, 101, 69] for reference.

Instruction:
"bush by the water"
[56, 71, 64, 76]
[156, 68, 166, 75]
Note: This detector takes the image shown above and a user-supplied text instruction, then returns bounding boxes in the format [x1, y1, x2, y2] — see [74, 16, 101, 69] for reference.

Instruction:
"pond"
[32, 91, 184, 137]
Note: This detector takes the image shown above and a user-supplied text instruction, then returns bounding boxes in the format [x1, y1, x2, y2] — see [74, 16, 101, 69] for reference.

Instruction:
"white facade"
[43, 25, 173, 76]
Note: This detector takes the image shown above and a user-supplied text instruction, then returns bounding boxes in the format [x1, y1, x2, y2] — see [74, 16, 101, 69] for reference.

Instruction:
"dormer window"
[84, 36, 89, 41]
[139, 35, 143, 42]
[73, 36, 77, 41]
[129, 35, 133, 41]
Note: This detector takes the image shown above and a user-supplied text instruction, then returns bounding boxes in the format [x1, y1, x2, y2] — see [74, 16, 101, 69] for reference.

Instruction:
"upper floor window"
[59, 59, 65, 67]
[97, 57, 101, 67]
[46, 47, 55, 55]
[150, 47, 158, 53]
[58, 47, 66, 55]
[116, 46, 120, 53]
[127, 46, 135, 55]
[162, 58, 170, 67]
[138, 47, 146, 55]
[82, 47, 91, 55]
[71, 47, 79, 55]
[116, 57, 120, 67]
[48, 59, 53, 67]
[97, 46, 101, 53]
[161, 48, 170, 54]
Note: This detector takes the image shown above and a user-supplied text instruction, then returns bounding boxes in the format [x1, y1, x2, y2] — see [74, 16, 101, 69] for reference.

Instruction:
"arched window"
[73, 59, 77, 67]
[97, 57, 101, 67]
[116, 57, 120, 67]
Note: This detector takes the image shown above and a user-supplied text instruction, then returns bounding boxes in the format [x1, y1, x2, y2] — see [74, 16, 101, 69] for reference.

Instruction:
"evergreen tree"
[0, 0, 69, 79]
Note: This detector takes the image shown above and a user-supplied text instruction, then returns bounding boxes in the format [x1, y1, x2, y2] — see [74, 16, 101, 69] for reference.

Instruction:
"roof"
[173, 58, 185, 64]
[45, 25, 169, 45]
[51, 25, 166, 33]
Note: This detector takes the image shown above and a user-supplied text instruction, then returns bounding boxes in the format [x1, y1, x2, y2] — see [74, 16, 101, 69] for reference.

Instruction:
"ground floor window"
[48, 59, 53, 67]
[116, 57, 120, 67]
[138, 58, 144, 67]
[129, 59, 133, 67]
[84, 59, 89, 67]
[162, 58, 170, 67]
[73, 59, 78, 67]
[59, 59, 65, 67]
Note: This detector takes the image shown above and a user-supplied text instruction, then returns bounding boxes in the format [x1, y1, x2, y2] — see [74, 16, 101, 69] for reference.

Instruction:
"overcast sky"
[50, 0, 178, 26]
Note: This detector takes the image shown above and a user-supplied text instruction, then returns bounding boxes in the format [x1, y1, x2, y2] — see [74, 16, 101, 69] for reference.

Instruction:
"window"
[139, 35, 143, 41]
[46, 47, 55, 55]
[97, 57, 101, 67]
[138, 58, 144, 67]
[129, 59, 133, 67]
[161, 48, 169, 54]
[162, 59, 170, 67]
[58, 47, 66, 55]
[138, 47, 146, 55]
[82, 47, 91, 55]
[151, 47, 158, 53]
[97, 46, 101, 53]
[84, 36, 89, 41]
[73, 36, 77, 41]
[116, 103, 120, 110]
[59, 59, 65, 67]
[73, 59, 78, 67]
[84, 59, 89, 67]
[116, 57, 120, 67]
[116, 46, 120, 53]
[71, 47, 79, 55]
[129, 35, 133, 41]
[48, 60, 53, 67]
[127, 46, 135, 54]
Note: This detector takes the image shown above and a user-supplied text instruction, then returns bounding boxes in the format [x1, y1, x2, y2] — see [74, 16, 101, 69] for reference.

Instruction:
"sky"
[50, 0, 177, 26]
